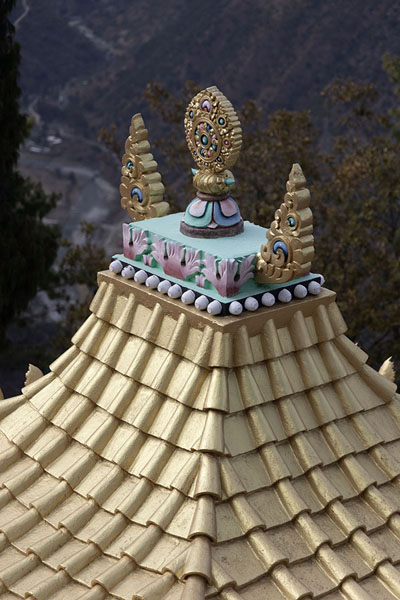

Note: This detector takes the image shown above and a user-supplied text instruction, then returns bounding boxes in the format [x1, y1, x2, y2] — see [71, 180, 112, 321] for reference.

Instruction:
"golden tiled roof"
[0, 271, 400, 599]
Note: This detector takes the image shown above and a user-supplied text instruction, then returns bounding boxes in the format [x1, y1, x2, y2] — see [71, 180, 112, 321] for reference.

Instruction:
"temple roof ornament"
[181, 86, 244, 238]
[112, 89, 321, 316]
[255, 163, 315, 283]
[120, 113, 169, 221]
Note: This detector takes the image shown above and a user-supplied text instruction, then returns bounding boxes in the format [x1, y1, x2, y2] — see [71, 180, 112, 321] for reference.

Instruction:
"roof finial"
[120, 113, 169, 221]
[180, 86, 243, 238]
[255, 163, 314, 283]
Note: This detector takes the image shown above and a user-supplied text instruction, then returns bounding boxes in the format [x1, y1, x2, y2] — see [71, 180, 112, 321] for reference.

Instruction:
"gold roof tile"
[351, 528, 389, 570]
[271, 563, 313, 599]
[204, 369, 229, 413]
[198, 410, 225, 454]
[230, 494, 265, 534]
[326, 301, 348, 337]
[209, 331, 233, 368]
[307, 467, 342, 506]
[249, 334, 266, 365]
[260, 444, 291, 483]
[72, 314, 108, 356]
[275, 327, 296, 356]
[333, 334, 368, 369]
[278, 398, 306, 438]
[224, 413, 256, 455]
[261, 319, 283, 360]
[359, 574, 400, 600]
[317, 544, 358, 585]
[226, 453, 271, 496]
[313, 303, 337, 341]
[182, 535, 212, 583]
[93, 282, 118, 322]
[236, 365, 273, 408]
[333, 542, 373, 580]
[132, 571, 178, 600]
[267, 359, 294, 399]
[233, 327, 254, 367]
[248, 529, 287, 572]
[189, 496, 216, 541]
[194, 454, 221, 499]
[361, 364, 397, 401]
[276, 478, 308, 519]
[320, 341, 356, 380]
[290, 434, 322, 472]
[247, 406, 276, 446]
[289, 311, 314, 350]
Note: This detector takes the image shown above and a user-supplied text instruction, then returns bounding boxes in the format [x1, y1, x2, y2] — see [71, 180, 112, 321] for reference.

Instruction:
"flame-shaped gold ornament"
[120, 113, 169, 222]
[255, 164, 314, 283]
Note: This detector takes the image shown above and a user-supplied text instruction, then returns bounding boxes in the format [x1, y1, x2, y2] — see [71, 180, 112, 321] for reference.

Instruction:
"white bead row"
[109, 260, 322, 317]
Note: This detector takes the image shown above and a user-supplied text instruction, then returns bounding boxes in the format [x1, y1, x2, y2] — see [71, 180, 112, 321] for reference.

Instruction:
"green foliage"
[142, 68, 400, 375]
[0, 2, 60, 343]
[50, 222, 107, 355]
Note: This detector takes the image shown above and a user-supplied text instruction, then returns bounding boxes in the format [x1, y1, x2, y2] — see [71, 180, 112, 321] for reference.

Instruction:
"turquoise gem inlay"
[218, 117, 225, 125]
[126, 160, 134, 168]
[288, 216, 296, 227]
[201, 135, 208, 145]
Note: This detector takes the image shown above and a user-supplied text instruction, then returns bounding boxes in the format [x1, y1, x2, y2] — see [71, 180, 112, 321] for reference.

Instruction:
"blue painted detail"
[217, 157, 222, 162]
[130, 186, 143, 203]
[206, 124, 211, 132]
[213, 200, 241, 226]
[273, 240, 288, 261]
[189, 110, 194, 119]
[191, 168, 199, 175]
[200, 148, 205, 156]
[225, 177, 235, 186]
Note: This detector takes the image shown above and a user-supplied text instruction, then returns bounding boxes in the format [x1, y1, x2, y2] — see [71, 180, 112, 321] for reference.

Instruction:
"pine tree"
[0, 1, 59, 343]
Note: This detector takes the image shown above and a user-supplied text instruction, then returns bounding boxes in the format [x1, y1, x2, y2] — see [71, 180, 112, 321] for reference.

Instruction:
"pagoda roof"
[0, 273, 399, 599]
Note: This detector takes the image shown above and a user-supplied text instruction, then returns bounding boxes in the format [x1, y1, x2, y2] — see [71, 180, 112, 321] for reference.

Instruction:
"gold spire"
[184, 85, 242, 195]
[120, 113, 169, 221]
[256, 163, 314, 283]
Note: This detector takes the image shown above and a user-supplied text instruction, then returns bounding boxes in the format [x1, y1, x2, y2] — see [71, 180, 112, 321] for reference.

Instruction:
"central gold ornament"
[181, 86, 244, 238]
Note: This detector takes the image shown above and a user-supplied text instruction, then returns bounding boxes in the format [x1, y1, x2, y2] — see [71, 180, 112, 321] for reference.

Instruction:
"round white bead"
[157, 280, 171, 294]
[229, 301, 243, 315]
[308, 281, 321, 295]
[121, 265, 135, 279]
[261, 292, 276, 307]
[109, 259, 123, 274]
[181, 290, 196, 304]
[278, 288, 292, 303]
[244, 297, 259, 311]
[134, 269, 148, 284]
[146, 275, 160, 289]
[195, 295, 209, 310]
[207, 300, 222, 315]
[168, 284, 183, 299]
[294, 284, 307, 299]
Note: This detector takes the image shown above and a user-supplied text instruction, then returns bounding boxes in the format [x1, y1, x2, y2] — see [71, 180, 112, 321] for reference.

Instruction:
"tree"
[0, 1, 59, 343]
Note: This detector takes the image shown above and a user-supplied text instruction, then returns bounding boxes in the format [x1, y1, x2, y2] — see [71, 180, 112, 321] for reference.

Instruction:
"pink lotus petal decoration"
[152, 237, 200, 279]
[202, 253, 255, 297]
[123, 224, 149, 260]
